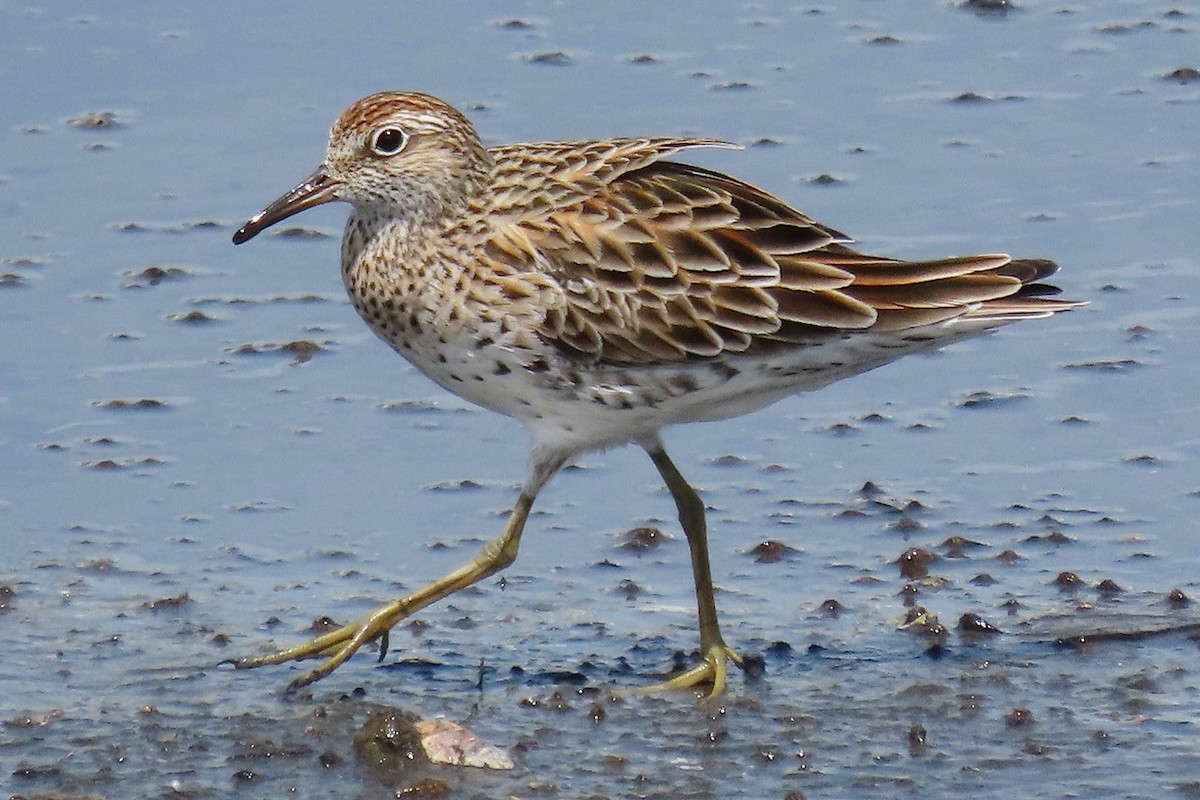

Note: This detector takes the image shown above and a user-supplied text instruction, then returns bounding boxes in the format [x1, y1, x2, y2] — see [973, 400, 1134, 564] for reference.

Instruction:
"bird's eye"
[370, 126, 409, 156]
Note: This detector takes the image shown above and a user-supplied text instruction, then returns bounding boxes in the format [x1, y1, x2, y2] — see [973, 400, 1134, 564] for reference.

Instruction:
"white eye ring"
[370, 126, 409, 156]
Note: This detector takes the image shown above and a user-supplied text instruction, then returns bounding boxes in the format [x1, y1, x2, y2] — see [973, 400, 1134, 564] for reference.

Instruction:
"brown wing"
[487, 151, 1073, 365]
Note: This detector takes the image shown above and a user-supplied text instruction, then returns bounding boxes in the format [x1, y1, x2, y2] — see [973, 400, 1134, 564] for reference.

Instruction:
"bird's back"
[470, 140, 1078, 370]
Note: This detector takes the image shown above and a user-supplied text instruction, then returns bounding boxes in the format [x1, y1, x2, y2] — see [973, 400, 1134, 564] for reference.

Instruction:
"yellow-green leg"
[232, 453, 563, 691]
[635, 439, 743, 697]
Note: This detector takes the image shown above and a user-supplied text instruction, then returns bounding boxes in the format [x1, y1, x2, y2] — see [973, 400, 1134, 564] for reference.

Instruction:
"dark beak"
[232, 168, 340, 244]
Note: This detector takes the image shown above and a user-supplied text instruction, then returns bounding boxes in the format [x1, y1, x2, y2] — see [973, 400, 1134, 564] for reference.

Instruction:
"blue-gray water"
[3, 2, 1199, 798]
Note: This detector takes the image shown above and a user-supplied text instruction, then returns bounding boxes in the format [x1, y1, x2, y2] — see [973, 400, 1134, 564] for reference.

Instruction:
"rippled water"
[3, 2, 1199, 798]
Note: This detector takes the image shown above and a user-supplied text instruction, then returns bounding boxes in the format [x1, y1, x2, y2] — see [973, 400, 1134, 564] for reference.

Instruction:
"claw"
[231, 607, 393, 689]
[632, 643, 745, 697]
[230, 490, 543, 690]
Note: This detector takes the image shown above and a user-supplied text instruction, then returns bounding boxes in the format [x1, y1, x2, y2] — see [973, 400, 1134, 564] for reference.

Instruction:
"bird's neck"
[341, 211, 460, 302]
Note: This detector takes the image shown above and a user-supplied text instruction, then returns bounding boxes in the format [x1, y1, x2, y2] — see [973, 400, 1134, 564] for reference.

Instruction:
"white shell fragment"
[414, 719, 514, 770]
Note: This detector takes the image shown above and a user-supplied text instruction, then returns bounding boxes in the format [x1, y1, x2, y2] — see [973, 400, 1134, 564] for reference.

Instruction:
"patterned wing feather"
[484, 143, 1074, 365]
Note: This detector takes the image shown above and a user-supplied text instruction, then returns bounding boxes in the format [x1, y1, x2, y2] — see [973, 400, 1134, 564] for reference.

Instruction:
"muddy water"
[3, 2, 1199, 798]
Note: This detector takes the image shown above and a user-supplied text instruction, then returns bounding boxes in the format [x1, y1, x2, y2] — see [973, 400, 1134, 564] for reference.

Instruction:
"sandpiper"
[231, 91, 1081, 694]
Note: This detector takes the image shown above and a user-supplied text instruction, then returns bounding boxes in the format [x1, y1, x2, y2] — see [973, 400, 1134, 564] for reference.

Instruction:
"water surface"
[2, 2, 1199, 798]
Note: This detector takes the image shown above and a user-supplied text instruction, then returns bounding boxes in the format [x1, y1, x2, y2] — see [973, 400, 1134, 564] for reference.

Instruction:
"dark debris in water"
[10, 761, 64, 781]
[949, 90, 1029, 104]
[805, 172, 844, 186]
[1054, 571, 1084, 591]
[898, 605, 948, 647]
[305, 616, 345, 635]
[92, 397, 171, 410]
[1062, 358, 1142, 372]
[615, 578, 642, 598]
[228, 499, 291, 513]
[1125, 323, 1153, 339]
[82, 455, 167, 470]
[490, 17, 538, 30]
[227, 339, 329, 364]
[354, 709, 426, 770]
[142, 592, 191, 612]
[519, 689, 576, 711]
[522, 50, 574, 66]
[189, 292, 335, 306]
[957, 0, 1015, 14]
[1033, 611, 1200, 648]
[619, 526, 671, 550]
[376, 398, 464, 414]
[5, 256, 49, 267]
[709, 80, 756, 92]
[167, 309, 220, 325]
[1163, 66, 1200, 84]
[907, 723, 928, 755]
[4, 707, 61, 726]
[1005, 707, 1034, 727]
[273, 225, 333, 240]
[875, 497, 920, 516]
[887, 515, 923, 534]
[222, 704, 514, 796]
[958, 612, 1002, 639]
[953, 389, 1029, 409]
[112, 219, 229, 234]
[121, 264, 192, 288]
[820, 598, 845, 617]
[857, 480, 885, 498]
[896, 547, 937, 579]
[748, 539, 799, 563]
[1024, 529, 1074, 544]
[940, 536, 987, 558]
[995, 548, 1022, 564]
[1096, 19, 1156, 34]
[66, 110, 123, 129]
[423, 478, 485, 493]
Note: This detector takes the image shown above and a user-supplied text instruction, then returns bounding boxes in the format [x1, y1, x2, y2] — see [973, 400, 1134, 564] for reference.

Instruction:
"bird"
[230, 90, 1081, 695]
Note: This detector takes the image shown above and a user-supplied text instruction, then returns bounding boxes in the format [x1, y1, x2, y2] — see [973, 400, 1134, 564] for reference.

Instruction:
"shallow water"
[3, 1, 1199, 798]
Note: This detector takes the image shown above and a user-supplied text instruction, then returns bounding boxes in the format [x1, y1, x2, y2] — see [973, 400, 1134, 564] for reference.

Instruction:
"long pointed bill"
[232, 168, 341, 244]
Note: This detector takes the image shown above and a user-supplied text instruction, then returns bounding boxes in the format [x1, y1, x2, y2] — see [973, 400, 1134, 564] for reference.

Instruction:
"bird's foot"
[632, 642, 745, 698]
[228, 601, 408, 691]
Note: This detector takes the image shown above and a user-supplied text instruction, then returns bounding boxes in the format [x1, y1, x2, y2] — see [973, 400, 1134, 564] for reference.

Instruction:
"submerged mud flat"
[4, 533, 1200, 799]
[3, 0, 1199, 798]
